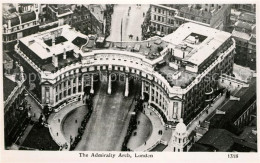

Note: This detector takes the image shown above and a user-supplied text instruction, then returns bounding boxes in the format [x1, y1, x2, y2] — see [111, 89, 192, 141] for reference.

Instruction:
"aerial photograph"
[2, 3, 257, 152]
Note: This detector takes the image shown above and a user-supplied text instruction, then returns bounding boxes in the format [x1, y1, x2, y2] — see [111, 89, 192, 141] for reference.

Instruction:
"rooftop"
[232, 30, 251, 41]
[209, 78, 256, 129]
[162, 22, 231, 66]
[18, 23, 232, 88]
[19, 25, 88, 60]
[85, 4, 105, 22]
[196, 129, 235, 151]
[3, 10, 37, 27]
[179, 6, 212, 19]
[235, 21, 254, 31]
[238, 12, 256, 23]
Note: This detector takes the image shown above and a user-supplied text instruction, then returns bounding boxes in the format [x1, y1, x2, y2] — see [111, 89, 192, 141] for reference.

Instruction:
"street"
[106, 4, 150, 42]
[75, 79, 140, 151]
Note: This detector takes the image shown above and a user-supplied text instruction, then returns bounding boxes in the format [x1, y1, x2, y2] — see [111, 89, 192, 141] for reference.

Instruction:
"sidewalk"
[132, 106, 165, 151]
[187, 94, 226, 134]
[47, 101, 85, 151]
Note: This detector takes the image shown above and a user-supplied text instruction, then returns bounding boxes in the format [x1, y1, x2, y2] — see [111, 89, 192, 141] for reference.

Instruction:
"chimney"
[8, 19, 11, 29]
[201, 4, 206, 11]
[52, 35, 55, 46]
[214, 4, 219, 11]
[195, 36, 199, 44]
[188, 4, 192, 11]
[52, 54, 58, 67]
[63, 48, 67, 59]
[207, 4, 211, 12]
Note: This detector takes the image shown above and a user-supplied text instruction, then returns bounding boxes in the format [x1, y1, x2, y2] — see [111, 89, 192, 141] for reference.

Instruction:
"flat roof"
[162, 22, 231, 66]
[19, 25, 88, 60]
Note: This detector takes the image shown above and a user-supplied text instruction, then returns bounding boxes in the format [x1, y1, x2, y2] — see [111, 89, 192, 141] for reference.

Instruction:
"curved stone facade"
[15, 23, 236, 125]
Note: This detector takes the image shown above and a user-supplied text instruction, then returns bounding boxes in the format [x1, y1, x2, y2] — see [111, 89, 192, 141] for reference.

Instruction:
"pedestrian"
[58, 119, 60, 123]
[75, 119, 77, 123]
[144, 141, 146, 145]
[150, 112, 152, 115]
[138, 120, 140, 125]
[143, 12, 145, 17]
[57, 132, 59, 136]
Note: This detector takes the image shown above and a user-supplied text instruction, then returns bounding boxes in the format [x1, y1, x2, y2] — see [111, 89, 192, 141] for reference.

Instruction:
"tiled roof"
[20, 11, 36, 23]
[210, 78, 256, 128]
[179, 7, 212, 19]
[3, 13, 20, 26]
[197, 129, 235, 151]
[238, 12, 256, 23]
[235, 21, 253, 30]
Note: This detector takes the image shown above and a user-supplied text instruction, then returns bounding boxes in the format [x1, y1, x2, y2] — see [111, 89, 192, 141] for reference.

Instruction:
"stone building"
[2, 3, 40, 51]
[14, 22, 235, 127]
[149, 4, 231, 36]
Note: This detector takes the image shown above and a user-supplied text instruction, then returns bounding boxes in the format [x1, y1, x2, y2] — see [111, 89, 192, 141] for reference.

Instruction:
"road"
[75, 79, 141, 151]
[106, 4, 150, 42]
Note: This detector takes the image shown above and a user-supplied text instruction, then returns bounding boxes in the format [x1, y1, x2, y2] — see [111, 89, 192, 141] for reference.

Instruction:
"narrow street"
[106, 4, 150, 42]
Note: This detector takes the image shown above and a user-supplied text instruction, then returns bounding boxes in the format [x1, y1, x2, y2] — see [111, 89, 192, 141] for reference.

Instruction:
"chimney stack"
[8, 19, 11, 29]
[214, 4, 219, 11]
[52, 35, 55, 46]
[63, 48, 67, 60]
[52, 54, 58, 67]
[201, 4, 206, 11]
[207, 4, 211, 12]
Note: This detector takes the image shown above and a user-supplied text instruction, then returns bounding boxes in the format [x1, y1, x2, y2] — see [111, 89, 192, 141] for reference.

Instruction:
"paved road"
[75, 80, 140, 151]
[106, 4, 150, 42]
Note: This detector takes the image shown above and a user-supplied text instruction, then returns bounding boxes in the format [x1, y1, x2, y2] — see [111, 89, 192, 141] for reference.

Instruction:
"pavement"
[47, 101, 86, 150]
[106, 4, 150, 42]
[127, 112, 152, 150]
[186, 94, 226, 134]
[132, 105, 165, 151]
[62, 106, 89, 142]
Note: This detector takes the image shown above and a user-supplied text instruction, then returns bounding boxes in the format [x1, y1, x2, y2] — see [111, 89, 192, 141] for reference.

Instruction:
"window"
[154, 7, 157, 12]
[158, 9, 161, 13]
[162, 17, 164, 22]
[158, 16, 161, 21]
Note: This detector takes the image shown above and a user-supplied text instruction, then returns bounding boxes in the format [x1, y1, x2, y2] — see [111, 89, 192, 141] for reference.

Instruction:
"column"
[148, 82, 152, 107]
[125, 74, 129, 97]
[107, 72, 111, 95]
[90, 74, 94, 94]
[71, 78, 74, 95]
[76, 75, 79, 93]
[141, 80, 144, 100]
[177, 103, 182, 120]
[61, 82, 64, 100]
[81, 74, 85, 99]
[66, 80, 68, 97]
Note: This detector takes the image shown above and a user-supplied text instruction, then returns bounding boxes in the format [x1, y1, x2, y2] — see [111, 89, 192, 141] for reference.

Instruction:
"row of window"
[153, 6, 175, 16]
[3, 21, 38, 33]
